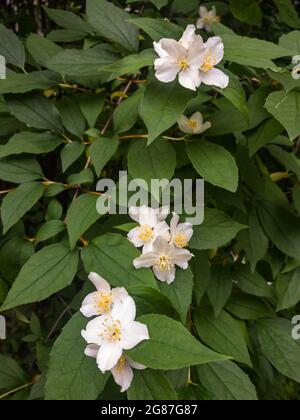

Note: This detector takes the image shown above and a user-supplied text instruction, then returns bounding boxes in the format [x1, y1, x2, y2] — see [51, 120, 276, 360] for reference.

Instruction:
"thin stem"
[0, 381, 35, 400]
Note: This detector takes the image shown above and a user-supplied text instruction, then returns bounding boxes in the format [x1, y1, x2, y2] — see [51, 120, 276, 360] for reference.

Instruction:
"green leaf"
[7, 94, 63, 133]
[279, 30, 300, 55]
[43, 6, 92, 33]
[60, 142, 85, 173]
[1, 182, 45, 234]
[190, 208, 247, 250]
[81, 233, 158, 290]
[66, 194, 101, 249]
[56, 98, 86, 137]
[0, 238, 34, 284]
[26, 34, 62, 67]
[127, 285, 174, 317]
[207, 267, 233, 318]
[237, 207, 269, 272]
[127, 314, 229, 369]
[67, 168, 94, 186]
[86, 0, 138, 52]
[36, 220, 66, 244]
[0, 157, 43, 183]
[1, 243, 79, 311]
[149, 0, 169, 10]
[79, 94, 105, 128]
[0, 71, 60, 94]
[257, 318, 300, 383]
[229, 0, 262, 26]
[128, 370, 177, 400]
[45, 313, 109, 400]
[0, 131, 62, 158]
[234, 266, 274, 299]
[187, 140, 239, 192]
[248, 118, 284, 156]
[159, 267, 193, 323]
[128, 138, 176, 187]
[129, 17, 183, 41]
[197, 361, 258, 400]
[194, 308, 252, 366]
[46, 45, 119, 77]
[100, 49, 155, 76]
[276, 267, 300, 311]
[140, 78, 193, 145]
[257, 201, 300, 261]
[265, 90, 300, 141]
[113, 89, 143, 134]
[0, 24, 25, 67]
[226, 294, 275, 320]
[216, 69, 248, 120]
[222, 33, 291, 69]
[267, 144, 300, 181]
[273, 0, 300, 29]
[191, 250, 211, 305]
[90, 137, 119, 177]
[0, 355, 27, 390]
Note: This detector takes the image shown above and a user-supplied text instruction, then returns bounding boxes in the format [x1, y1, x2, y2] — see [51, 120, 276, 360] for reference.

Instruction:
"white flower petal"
[80, 292, 99, 318]
[196, 18, 205, 29]
[178, 67, 201, 91]
[88, 272, 111, 293]
[179, 24, 196, 49]
[84, 344, 99, 359]
[194, 120, 211, 134]
[111, 287, 128, 306]
[170, 212, 180, 234]
[127, 226, 145, 248]
[153, 40, 168, 58]
[128, 358, 146, 370]
[111, 296, 136, 324]
[133, 252, 157, 269]
[199, 6, 208, 17]
[204, 36, 224, 64]
[81, 316, 106, 346]
[121, 321, 150, 350]
[160, 39, 186, 60]
[155, 61, 179, 83]
[153, 265, 176, 284]
[169, 248, 193, 268]
[97, 342, 123, 373]
[111, 360, 134, 393]
[187, 36, 205, 67]
[200, 68, 229, 88]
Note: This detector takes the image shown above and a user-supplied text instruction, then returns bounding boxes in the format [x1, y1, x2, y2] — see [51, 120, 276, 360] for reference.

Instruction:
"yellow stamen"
[138, 224, 154, 242]
[187, 120, 198, 130]
[178, 58, 189, 70]
[154, 255, 174, 272]
[173, 233, 188, 248]
[94, 292, 112, 314]
[115, 355, 126, 372]
[200, 54, 216, 73]
[99, 318, 122, 342]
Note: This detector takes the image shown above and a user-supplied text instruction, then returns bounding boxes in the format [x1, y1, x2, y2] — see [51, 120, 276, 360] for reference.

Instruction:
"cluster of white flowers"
[154, 8, 228, 92]
[81, 273, 149, 392]
[128, 206, 194, 284]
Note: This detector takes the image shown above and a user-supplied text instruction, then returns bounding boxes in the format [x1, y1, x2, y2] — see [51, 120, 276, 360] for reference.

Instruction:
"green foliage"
[0, 0, 300, 402]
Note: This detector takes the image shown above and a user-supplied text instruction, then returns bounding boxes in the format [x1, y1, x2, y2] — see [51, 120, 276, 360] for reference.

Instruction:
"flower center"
[100, 318, 122, 343]
[115, 355, 126, 372]
[154, 255, 174, 272]
[178, 58, 189, 70]
[138, 224, 154, 242]
[94, 292, 112, 314]
[203, 15, 221, 25]
[173, 233, 188, 248]
[200, 54, 216, 73]
[187, 120, 198, 130]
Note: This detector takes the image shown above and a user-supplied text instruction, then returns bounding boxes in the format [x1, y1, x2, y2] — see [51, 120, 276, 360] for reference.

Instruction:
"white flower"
[80, 272, 128, 318]
[154, 24, 205, 91]
[82, 296, 149, 373]
[198, 36, 229, 89]
[197, 6, 221, 32]
[178, 112, 211, 135]
[133, 236, 193, 284]
[85, 346, 145, 392]
[169, 212, 194, 248]
[128, 205, 170, 253]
